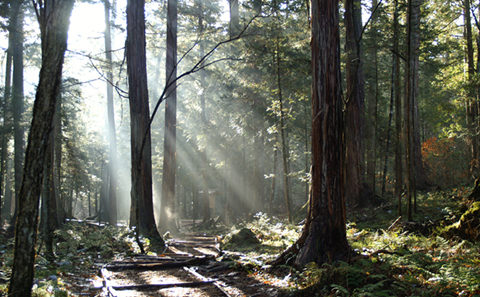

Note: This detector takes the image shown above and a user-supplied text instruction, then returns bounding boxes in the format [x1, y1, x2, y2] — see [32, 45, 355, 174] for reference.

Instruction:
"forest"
[0, 0, 480, 296]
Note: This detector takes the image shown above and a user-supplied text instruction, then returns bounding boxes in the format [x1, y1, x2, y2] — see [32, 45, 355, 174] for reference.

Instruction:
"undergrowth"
[221, 190, 480, 296]
[0, 222, 145, 296]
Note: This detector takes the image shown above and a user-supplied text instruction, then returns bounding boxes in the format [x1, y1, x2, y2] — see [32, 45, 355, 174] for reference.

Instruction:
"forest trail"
[97, 230, 279, 296]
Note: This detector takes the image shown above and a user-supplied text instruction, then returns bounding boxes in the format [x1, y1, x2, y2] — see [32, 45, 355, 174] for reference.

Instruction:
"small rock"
[47, 275, 58, 281]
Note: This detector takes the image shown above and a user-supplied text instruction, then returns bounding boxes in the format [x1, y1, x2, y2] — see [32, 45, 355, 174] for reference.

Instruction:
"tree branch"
[359, 0, 383, 43]
[139, 15, 261, 158]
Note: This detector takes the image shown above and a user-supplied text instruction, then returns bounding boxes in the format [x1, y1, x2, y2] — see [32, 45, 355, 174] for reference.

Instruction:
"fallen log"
[184, 267, 232, 297]
[111, 280, 215, 291]
[105, 256, 213, 271]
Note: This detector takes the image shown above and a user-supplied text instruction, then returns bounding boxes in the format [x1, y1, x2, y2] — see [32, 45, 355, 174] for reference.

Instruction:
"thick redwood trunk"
[294, 0, 349, 266]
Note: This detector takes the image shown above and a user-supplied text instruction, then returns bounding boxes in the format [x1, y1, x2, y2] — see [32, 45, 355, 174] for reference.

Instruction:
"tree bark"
[294, 0, 349, 266]
[344, 0, 368, 208]
[160, 0, 178, 231]
[126, 0, 164, 244]
[104, 0, 117, 226]
[8, 1, 74, 296]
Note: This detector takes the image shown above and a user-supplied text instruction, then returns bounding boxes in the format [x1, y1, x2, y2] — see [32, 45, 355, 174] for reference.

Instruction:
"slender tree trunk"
[104, 0, 117, 226]
[344, 0, 367, 207]
[294, 0, 349, 266]
[405, 0, 422, 220]
[303, 103, 310, 205]
[270, 141, 278, 214]
[0, 34, 13, 224]
[8, 1, 75, 296]
[3, 160, 13, 221]
[53, 91, 63, 224]
[161, 0, 178, 231]
[393, 0, 403, 216]
[465, 0, 477, 177]
[11, 0, 25, 228]
[126, 0, 163, 244]
[382, 50, 396, 197]
[273, 32, 292, 223]
[366, 0, 379, 196]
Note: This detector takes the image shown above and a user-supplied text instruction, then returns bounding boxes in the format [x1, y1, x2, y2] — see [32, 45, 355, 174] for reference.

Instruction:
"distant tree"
[392, 0, 403, 216]
[160, 0, 178, 232]
[104, 0, 117, 225]
[10, 0, 25, 228]
[0, 1, 14, 223]
[344, 0, 368, 208]
[126, 0, 164, 244]
[464, 0, 477, 177]
[228, 0, 240, 38]
[366, 0, 379, 196]
[8, 0, 75, 296]
[405, 0, 423, 220]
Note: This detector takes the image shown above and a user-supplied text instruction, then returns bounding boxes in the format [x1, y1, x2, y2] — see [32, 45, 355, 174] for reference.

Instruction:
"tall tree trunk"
[104, 0, 117, 226]
[393, 0, 403, 216]
[8, 1, 75, 296]
[54, 89, 63, 224]
[366, 0, 379, 196]
[0, 30, 13, 223]
[270, 140, 278, 214]
[465, 0, 478, 177]
[344, 0, 367, 208]
[253, 99, 265, 211]
[274, 40, 292, 223]
[294, 0, 349, 266]
[11, 0, 25, 227]
[126, 0, 164, 244]
[160, 0, 178, 231]
[405, 0, 422, 220]
[382, 44, 396, 197]
[197, 1, 211, 223]
[303, 103, 310, 205]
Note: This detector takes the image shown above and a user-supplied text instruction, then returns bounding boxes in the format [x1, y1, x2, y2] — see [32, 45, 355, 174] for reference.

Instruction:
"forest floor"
[0, 188, 479, 296]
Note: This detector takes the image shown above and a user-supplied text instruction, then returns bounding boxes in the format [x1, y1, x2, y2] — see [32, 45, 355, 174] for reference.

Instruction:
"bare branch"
[359, 0, 383, 43]
[139, 14, 261, 158]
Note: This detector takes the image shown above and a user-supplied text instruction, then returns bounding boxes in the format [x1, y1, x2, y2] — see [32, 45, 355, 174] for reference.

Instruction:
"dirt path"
[96, 234, 280, 297]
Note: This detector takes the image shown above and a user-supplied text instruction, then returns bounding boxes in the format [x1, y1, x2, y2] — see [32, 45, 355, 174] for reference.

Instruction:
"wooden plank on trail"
[105, 256, 212, 271]
[184, 267, 233, 297]
[111, 280, 215, 291]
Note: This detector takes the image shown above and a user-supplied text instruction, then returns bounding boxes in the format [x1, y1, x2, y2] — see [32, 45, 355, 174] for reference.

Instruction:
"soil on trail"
[92, 230, 280, 296]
